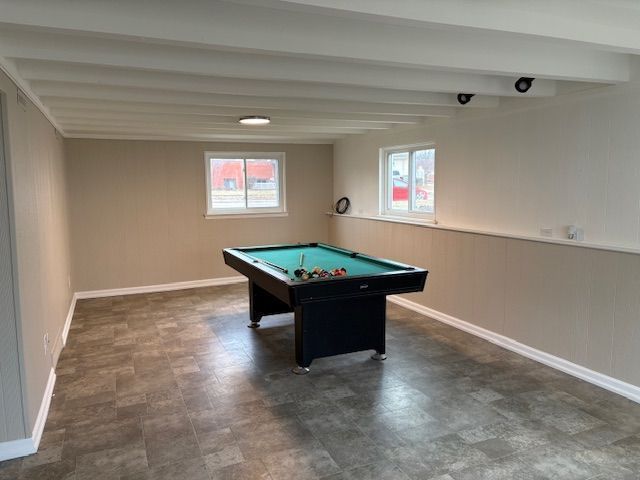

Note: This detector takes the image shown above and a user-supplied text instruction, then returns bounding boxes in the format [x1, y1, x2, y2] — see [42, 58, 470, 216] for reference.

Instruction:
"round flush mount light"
[238, 115, 270, 126]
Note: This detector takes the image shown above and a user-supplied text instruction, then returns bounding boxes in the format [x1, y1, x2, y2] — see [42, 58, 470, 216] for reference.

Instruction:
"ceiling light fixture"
[239, 115, 270, 125]
[515, 77, 535, 93]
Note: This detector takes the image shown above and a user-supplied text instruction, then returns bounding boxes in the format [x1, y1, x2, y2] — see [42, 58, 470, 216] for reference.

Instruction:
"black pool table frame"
[223, 243, 428, 373]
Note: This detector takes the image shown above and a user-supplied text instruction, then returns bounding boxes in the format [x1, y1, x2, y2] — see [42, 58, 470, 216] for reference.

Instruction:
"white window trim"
[379, 143, 436, 222]
[204, 151, 286, 217]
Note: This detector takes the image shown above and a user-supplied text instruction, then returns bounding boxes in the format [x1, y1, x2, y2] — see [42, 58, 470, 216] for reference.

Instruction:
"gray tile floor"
[2, 284, 640, 479]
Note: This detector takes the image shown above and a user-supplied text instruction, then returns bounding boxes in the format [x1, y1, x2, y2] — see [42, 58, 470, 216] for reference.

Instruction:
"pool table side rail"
[222, 245, 429, 306]
[292, 270, 428, 304]
[229, 242, 420, 274]
[223, 244, 427, 286]
[223, 248, 294, 304]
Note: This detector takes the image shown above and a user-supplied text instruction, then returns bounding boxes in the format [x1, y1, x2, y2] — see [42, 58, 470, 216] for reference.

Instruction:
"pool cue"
[253, 259, 288, 274]
[299, 252, 304, 267]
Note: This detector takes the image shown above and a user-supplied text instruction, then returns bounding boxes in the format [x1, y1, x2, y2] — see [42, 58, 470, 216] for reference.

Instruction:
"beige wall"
[0, 70, 73, 440]
[0, 86, 24, 443]
[66, 139, 333, 291]
[330, 217, 640, 388]
[334, 82, 640, 250]
[331, 83, 640, 390]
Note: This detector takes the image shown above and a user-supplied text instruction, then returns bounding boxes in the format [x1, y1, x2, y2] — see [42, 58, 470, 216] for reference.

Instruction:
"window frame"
[379, 143, 436, 221]
[204, 151, 286, 218]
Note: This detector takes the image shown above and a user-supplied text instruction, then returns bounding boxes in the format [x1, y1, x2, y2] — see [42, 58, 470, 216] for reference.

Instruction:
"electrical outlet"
[68, 275, 71, 289]
[43, 333, 49, 355]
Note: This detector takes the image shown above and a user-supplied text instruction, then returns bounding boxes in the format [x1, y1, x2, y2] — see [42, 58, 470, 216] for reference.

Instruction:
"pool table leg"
[247, 282, 262, 328]
[291, 296, 388, 373]
[247, 281, 291, 328]
[293, 305, 314, 374]
[372, 303, 386, 361]
[247, 313, 261, 328]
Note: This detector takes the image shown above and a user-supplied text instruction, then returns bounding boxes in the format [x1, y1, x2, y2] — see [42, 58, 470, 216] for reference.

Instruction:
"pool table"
[222, 242, 428, 374]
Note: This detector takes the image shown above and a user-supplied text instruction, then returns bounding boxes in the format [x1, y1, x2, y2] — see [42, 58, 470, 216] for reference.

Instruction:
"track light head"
[515, 77, 535, 93]
[457, 93, 475, 105]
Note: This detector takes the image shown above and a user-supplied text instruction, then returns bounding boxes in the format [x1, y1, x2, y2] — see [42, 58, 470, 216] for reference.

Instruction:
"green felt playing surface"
[243, 244, 397, 280]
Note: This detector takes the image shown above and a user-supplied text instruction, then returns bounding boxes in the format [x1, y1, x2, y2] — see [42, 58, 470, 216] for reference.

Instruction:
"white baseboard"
[31, 368, 56, 449]
[0, 367, 56, 462]
[62, 294, 77, 346]
[75, 276, 247, 299]
[388, 295, 640, 404]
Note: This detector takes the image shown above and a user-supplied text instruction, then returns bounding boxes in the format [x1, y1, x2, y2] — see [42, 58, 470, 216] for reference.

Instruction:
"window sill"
[204, 212, 288, 220]
[326, 212, 436, 226]
[377, 214, 436, 225]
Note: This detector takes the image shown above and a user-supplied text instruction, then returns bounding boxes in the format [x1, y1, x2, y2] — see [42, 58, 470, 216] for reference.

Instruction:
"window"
[205, 152, 286, 216]
[381, 144, 435, 220]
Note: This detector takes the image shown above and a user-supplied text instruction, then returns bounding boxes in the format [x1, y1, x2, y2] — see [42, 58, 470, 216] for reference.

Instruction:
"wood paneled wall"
[0, 93, 25, 443]
[66, 140, 333, 291]
[330, 216, 640, 388]
[0, 70, 72, 439]
[333, 82, 640, 250]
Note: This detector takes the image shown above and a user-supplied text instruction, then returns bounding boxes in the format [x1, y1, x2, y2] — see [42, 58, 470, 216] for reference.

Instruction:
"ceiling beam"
[227, 0, 640, 55]
[13, 58, 558, 98]
[44, 98, 427, 124]
[0, 0, 630, 82]
[14, 60, 558, 101]
[57, 118, 370, 136]
[63, 126, 340, 143]
[65, 133, 337, 144]
[31, 81, 465, 115]
[51, 109, 395, 130]
[0, 29, 558, 96]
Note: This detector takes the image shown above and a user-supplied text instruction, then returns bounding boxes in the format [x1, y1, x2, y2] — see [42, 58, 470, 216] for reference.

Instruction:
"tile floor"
[1, 284, 640, 479]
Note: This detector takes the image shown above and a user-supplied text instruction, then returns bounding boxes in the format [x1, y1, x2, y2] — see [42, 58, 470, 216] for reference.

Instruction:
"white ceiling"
[0, 0, 639, 143]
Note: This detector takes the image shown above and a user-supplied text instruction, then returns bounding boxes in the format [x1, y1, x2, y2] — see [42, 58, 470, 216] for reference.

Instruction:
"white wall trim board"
[61, 294, 77, 346]
[388, 295, 640, 404]
[329, 213, 640, 257]
[75, 276, 247, 299]
[204, 212, 289, 220]
[0, 367, 56, 462]
[30, 368, 55, 451]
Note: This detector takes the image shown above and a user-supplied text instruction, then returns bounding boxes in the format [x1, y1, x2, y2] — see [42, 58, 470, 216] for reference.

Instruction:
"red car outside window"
[392, 178, 428, 201]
